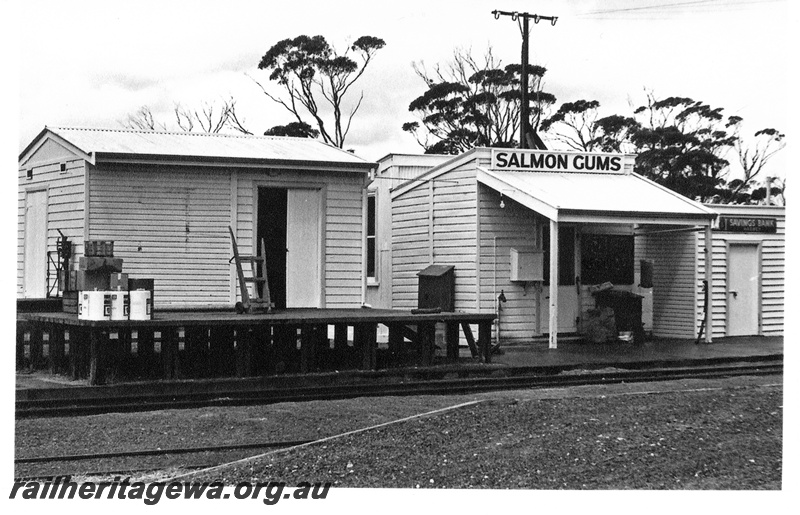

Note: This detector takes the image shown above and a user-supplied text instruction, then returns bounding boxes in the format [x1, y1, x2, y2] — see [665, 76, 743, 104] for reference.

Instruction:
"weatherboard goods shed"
[18, 127, 375, 309]
[371, 148, 718, 348]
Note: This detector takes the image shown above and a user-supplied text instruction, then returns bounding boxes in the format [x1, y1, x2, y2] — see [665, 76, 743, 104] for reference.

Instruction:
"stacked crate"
[62, 241, 121, 315]
[62, 240, 156, 319]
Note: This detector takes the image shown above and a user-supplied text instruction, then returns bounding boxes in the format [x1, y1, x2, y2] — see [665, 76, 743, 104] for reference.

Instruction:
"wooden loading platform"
[18, 309, 496, 386]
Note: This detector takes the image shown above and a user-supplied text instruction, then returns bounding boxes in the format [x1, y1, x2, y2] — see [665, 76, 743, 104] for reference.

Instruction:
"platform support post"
[704, 224, 713, 343]
[445, 322, 460, 361]
[387, 324, 404, 366]
[355, 323, 377, 370]
[479, 321, 492, 363]
[333, 324, 348, 349]
[160, 327, 180, 380]
[549, 219, 559, 349]
[300, 325, 315, 373]
[49, 324, 65, 374]
[417, 322, 435, 366]
[88, 328, 104, 386]
[236, 326, 254, 377]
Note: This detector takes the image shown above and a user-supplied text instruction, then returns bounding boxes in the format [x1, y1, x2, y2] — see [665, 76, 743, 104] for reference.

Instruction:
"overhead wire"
[574, 0, 783, 19]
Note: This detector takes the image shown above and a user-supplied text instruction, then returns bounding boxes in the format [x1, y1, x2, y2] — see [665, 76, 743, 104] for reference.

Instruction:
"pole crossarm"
[491, 9, 558, 149]
[491, 10, 558, 25]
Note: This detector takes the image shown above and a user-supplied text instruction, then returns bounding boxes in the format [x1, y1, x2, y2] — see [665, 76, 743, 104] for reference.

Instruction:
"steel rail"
[16, 361, 782, 418]
[15, 439, 314, 465]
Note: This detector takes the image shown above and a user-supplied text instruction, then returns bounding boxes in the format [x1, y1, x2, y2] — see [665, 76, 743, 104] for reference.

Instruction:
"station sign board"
[490, 149, 635, 173]
[716, 216, 777, 233]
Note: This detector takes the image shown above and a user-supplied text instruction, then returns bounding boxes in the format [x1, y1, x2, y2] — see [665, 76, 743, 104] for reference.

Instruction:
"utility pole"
[492, 10, 557, 149]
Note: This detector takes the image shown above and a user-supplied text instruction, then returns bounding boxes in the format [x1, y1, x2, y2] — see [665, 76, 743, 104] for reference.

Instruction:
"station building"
[367, 148, 785, 347]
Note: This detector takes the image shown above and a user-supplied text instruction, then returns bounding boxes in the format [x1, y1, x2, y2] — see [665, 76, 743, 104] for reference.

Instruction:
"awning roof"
[477, 166, 717, 225]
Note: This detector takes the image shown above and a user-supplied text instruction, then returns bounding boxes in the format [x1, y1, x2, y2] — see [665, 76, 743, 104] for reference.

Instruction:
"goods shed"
[373, 148, 719, 348]
[18, 127, 376, 309]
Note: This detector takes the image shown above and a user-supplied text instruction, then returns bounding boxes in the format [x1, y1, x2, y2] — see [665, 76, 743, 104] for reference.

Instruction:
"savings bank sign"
[491, 149, 635, 173]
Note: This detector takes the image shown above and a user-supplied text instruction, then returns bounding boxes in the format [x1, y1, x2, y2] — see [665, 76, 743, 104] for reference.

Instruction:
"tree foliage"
[255, 35, 385, 148]
[263, 121, 320, 138]
[404, 47, 556, 154]
[542, 92, 785, 203]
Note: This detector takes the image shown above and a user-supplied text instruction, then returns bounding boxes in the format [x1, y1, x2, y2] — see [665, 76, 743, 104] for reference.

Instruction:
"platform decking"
[18, 309, 496, 386]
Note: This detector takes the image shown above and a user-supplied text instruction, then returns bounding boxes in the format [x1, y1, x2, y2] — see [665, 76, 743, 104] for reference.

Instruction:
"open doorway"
[257, 188, 288, 308]
[256, 187, 322, 309]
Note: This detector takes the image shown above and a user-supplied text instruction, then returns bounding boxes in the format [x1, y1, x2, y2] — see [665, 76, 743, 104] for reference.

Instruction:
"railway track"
[15, 440, 312, 482]
[16, 358, 782, 418]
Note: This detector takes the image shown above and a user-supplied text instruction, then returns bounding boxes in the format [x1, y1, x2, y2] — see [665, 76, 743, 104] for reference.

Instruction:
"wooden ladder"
[229, 226, 272, 314]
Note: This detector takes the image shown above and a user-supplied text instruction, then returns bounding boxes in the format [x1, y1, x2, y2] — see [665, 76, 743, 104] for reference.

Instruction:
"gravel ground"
[15, 395, 472, 478]
[16, 376, 782, 489]
[192, 380, 782, 489]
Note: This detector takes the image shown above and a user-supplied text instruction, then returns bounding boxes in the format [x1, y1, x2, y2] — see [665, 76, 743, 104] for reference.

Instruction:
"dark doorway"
[257, 187, 287, 309]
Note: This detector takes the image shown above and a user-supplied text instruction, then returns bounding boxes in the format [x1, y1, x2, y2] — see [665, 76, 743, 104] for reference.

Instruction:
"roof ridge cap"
[50, 126, 309, 141]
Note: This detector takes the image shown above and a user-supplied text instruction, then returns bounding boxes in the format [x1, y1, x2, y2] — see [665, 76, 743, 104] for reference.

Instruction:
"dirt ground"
[16, 375, 782, 489]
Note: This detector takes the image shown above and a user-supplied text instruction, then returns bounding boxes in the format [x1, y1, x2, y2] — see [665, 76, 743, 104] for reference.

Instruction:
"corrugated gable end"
[18, 138, 87, 297]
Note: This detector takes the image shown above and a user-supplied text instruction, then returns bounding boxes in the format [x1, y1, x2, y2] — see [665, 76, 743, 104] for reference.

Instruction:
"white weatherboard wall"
[18, 139, 87, 298]
[89, 164, 233, 308]
[477, 184, 542, 342]
[392, 154, 490, 311]
[636, 229, 698, 338]
[88, 164, 365, 309]
[697, 205, 785, 337]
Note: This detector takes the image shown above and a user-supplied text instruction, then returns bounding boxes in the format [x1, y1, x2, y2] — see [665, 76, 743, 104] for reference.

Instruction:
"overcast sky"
[5, 0, 793, 178]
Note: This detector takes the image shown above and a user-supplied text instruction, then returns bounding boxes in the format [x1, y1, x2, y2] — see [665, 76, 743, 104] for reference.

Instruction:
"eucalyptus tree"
[255, 35, 386, 148]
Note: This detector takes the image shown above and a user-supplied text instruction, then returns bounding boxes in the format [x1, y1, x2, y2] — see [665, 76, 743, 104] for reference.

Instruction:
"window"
[581, 234, 635, 285]
[366, 193, 377, 281]
[26, 168, 33, 180]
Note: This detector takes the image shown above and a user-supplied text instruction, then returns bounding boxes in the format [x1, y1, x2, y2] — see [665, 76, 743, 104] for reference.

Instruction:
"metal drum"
[78, 290, 112, 321]
[110, 291, 130, 320]
[129, 290, 152, 320]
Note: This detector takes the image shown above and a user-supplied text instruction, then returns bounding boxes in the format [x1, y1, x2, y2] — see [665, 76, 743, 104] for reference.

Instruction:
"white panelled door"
[727, 243, 759, 336]
[285, 189, 322, 307]
[24, 190, 48, 298]
[542, 226, 579, 334]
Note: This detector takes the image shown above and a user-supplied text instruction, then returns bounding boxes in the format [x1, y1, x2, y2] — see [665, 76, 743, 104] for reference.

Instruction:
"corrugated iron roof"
[478, 167, 716, 222]
[30, 127, 374, 168]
